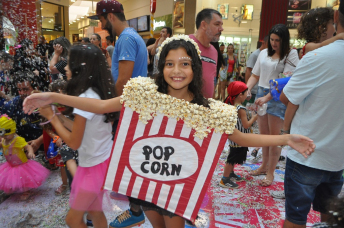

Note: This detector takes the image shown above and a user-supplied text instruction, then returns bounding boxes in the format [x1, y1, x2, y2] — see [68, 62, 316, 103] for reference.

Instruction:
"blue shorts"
[284, 159, 344, 225]
[256, 86, 286, 119]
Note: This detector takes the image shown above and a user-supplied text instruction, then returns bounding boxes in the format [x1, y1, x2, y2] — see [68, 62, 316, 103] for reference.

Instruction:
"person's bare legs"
[88, 211, 108, 228]
[55, 167, 68, 195]
[144, 210, 166, 228]
[223, 163, 234, 178]
[220, 81, 227, 101]
[283, 219, 306, 228]
[61, 167, 68, 185]
[164, 215, 185, 228]
[65, 209, 87, 228]
[66, 159, 78, 177]
[216, 79, 221, 99]
[251, 114, 269, 175]
[261, 114, 283, 186]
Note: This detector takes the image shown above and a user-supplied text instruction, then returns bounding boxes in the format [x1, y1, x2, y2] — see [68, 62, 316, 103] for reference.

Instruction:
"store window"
[41, 2, 64, 32]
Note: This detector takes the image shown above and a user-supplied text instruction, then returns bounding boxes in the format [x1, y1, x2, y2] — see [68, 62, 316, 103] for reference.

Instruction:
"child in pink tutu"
[0, 114, 50, 200]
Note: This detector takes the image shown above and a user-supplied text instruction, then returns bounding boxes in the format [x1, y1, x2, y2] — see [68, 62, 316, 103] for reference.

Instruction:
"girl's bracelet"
[39, 105, 60, 125]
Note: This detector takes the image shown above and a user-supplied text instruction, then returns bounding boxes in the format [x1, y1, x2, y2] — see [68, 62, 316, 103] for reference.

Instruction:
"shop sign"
[153, 14, 172, 31]
[286, 0, 312, 29]
[89, 20, 98, 27]
[154, 20, 166, 30]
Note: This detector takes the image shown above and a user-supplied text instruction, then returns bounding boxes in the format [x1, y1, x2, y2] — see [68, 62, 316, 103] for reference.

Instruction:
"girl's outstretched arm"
[23, 92, 122, 115]
[39, 106, 85, 150]
[305, 33, 344, 54]
[228, 129, 315, 158]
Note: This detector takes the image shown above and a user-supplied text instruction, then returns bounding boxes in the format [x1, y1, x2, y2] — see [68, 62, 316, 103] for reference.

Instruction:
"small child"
[42, 79, 69, 195]
[0, 114, 50, 200]
[297, 7, 344, 57]
[219, 81, 258, 188]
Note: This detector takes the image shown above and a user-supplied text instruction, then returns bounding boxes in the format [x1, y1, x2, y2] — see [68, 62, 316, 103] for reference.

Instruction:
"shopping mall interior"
[2, 0, 340, 67]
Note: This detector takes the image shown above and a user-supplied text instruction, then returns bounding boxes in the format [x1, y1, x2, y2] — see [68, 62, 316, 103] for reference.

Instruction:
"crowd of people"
[0, 0, 344, 227]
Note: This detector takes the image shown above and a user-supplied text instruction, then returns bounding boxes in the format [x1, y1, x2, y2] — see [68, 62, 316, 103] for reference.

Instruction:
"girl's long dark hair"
[64, 44, 117, 122]
[53, 37, 71, 59]
[210, 41, 225, 77]
[267, 24, 291, 61]
[155, 39, 209, 107]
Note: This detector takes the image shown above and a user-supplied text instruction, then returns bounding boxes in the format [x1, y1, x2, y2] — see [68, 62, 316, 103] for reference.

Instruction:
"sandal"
[251, 148, 260, 157]
[55, 184, 68, 195]
[271, 190, 285, 199]
[20, 191, 31, 201]
[250, 169, 267, 176]
[260, 175, 274, 187]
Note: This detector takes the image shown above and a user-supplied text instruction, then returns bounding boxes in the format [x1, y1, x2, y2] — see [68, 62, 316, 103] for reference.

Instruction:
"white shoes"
[271, 190, 285, 199]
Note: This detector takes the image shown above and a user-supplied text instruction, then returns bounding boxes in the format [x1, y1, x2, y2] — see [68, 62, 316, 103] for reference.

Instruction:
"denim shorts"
[256, 86, 286, 119]
[284, 159, 344, 225]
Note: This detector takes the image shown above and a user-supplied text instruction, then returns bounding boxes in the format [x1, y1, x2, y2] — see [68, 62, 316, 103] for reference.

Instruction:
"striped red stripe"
[105, 106, 228, 221]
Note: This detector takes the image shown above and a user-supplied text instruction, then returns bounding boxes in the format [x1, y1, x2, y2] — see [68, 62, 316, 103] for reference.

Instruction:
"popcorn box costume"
[104, 77, 237, 222]
[0, 115, 49, 194]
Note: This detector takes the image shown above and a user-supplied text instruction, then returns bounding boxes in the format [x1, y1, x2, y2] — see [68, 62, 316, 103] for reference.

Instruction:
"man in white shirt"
[281, 5, 344, 227]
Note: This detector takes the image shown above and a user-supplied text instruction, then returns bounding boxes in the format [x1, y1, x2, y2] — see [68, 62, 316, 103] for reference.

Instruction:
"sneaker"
[271, 190, 285, 199]
[229, 172, 244, 182]
[219, 178, 239, 189]
[86, 219, 93, 227]
[109, 210, 145, 228]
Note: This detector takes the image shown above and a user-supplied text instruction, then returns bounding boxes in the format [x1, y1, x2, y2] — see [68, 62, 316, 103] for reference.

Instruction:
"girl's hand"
[53, 44, 63, 56]
[56, 138, 63, 147]
[255, 96, 268, 106]
[27, 151, 36, 159]
[23, 93, 54, 114]
[287, 134, 316, 158]
[39, 106, 54, 119]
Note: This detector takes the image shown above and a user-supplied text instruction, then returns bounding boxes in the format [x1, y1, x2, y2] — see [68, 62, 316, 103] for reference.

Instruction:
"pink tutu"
[69, 158, 110, 211]
[0, 160, 50, 194]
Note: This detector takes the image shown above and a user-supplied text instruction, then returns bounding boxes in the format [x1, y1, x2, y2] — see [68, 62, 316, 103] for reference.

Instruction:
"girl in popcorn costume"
[24, 35, 315, 228]
[0, 115, 49, 200]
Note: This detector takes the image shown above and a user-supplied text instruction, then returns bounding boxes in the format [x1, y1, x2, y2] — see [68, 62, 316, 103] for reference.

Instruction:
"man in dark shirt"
[2, 73, 43, 152]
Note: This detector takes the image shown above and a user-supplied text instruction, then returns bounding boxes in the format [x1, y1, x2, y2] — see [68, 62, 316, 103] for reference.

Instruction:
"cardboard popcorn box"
[103, 77, 237, 222]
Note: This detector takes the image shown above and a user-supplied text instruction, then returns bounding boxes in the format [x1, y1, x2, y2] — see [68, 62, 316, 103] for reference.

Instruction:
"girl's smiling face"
[163, 47, 194, 96]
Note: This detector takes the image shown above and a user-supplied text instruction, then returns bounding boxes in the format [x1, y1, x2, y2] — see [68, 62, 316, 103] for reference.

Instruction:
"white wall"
[121, 0, 173, 19]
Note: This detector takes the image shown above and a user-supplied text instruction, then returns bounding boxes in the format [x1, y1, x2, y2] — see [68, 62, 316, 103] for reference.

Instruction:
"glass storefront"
[41, 2, 65, 42]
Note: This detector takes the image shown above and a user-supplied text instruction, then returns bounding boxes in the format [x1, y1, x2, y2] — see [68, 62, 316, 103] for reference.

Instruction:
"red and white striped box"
[104, 106, 228, 222]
